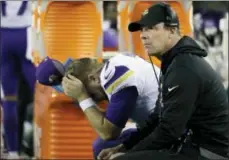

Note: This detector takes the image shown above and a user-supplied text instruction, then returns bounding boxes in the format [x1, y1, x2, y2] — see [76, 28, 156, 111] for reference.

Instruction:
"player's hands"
[62, 74, 89, 101]
[98, 144, 125, 160]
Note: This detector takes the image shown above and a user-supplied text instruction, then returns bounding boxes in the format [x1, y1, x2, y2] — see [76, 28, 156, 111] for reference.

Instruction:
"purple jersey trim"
[18, 1, 28, 16]
[105, 86, 138, 128]
[1, 1, 7, 16]
[1, 1, 28, 16]
[104, 65, 130, 89]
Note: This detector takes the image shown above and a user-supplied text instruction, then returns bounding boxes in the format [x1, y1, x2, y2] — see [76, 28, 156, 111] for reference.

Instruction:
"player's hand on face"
[62, 74, 89, 101]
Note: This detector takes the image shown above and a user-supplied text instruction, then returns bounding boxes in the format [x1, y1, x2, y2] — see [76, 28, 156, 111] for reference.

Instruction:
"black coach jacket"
[123, 36, 229, 157]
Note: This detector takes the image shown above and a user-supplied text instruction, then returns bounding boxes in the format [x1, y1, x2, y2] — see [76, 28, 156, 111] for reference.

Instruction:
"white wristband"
[79, 98, 95, 111]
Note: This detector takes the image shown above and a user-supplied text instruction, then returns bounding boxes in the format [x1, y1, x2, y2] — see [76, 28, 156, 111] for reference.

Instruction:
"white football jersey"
[100, 54, 160, 127]
[1, 1, 32, 28]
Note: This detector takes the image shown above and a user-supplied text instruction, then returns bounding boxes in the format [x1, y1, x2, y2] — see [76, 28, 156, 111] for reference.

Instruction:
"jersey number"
[1, 1, 28, 16]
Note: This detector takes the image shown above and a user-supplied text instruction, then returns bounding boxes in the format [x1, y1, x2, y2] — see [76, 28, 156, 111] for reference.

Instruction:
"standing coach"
[98, 2, 229, 160]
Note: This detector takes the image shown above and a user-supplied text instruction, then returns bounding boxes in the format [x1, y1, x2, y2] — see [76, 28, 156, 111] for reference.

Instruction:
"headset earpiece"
[159, 2, 179, 27]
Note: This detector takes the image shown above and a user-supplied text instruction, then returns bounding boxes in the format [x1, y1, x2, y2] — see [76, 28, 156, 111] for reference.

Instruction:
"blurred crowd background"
[1, 1, 228, 158]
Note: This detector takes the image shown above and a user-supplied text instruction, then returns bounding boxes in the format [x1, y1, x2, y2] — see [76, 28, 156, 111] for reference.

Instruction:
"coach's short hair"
[65, 58, 102, 84]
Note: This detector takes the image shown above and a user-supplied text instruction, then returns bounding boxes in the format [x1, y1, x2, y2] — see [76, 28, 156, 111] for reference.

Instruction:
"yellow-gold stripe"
[106, 70, 134, 94]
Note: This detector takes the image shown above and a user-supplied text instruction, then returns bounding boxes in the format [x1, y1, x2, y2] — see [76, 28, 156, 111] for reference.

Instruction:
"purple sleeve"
[105, 86, 138, 128]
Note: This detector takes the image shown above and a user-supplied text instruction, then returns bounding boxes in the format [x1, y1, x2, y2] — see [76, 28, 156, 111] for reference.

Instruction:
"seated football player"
[36, 53, 160, 158]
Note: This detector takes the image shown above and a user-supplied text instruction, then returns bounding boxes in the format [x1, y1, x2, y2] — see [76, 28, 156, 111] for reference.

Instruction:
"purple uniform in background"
[0, 1, 35, 153]
[103, 29, 118, 49]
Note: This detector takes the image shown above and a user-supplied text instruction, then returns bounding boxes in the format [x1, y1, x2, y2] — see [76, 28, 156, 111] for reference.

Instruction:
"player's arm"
[62, 74, 138, 140]
[82, 86, 138, 140]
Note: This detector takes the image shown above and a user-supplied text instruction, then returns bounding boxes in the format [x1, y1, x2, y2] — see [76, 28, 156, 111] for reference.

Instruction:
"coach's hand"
[98, 144, 124, 160]
[98, 148, 117, 160]
[109, 152, 125, 159]
[62, 74, 89, 101]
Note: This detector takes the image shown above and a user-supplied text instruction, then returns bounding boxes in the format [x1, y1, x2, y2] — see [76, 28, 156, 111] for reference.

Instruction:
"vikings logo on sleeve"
[101, 61, 136, 96]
